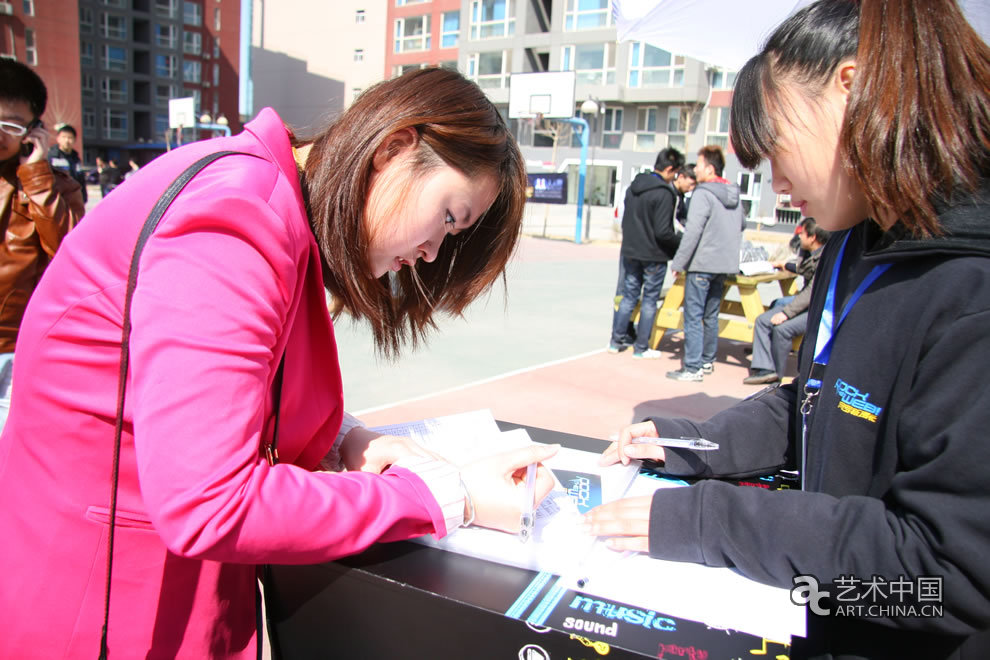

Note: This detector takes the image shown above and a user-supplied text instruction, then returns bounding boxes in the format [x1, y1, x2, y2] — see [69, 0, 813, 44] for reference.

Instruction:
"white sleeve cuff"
[319, 411, 367, 472]
[393, 455, 465, 536]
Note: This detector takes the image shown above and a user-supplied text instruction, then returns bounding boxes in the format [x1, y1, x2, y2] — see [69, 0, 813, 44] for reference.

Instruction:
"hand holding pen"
[598, 421, 718, 467]
[459, 443, 558, 535]
[598, 421, 667, 466]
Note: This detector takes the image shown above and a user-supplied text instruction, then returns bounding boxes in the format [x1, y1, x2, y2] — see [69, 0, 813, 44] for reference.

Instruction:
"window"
[101, 14, 128, 40]
[22, 0, 34, 16]
[82, 108, 96, 136]
[628, 43, 685, 88]
[183, 1, 202, 26]
[102, 78, 128, 103]
[156, 23, 177, 48]
[212, 62, 218, 86]
[183, 88, 201, 111]
[396, 0, 428, 5]
[635, 107, 658, 152]
[155, 113, 170, 138]
[214, 7, 220, 30]
[470, 0, 515, 39]
[354, 48, 364, 62]
[183, 59, 201, 83]
[394, 15, 430, 53]
[102, 45, 127, 71]
[82, 74, 96, 99]
[706, 106, 730, 150]
[155, 53, 177, 77]
[394, 62, 428, 77]
[183, 31, 202, 55]
[24, 29, 36, 65]
[441, 11, 460, 48]
[738, 171, 763, 219]
[355, 10, 365, 23]
[81, 42, 95, 67]
[564, 0, 611, 31]
[602, 107, 623, 148]
[101, 0, 127, 7]
[80, 7, 94, 32]
[155, 0, 178, 18]
[666, 105, 690, 151]
[711, 69, 737, 90]
[155, 83, 175, 104]
[468, 50, 509, 89]
[213, 36, 219, 58]
[562, 43, 615, 85]
[103, 108, 128, 140]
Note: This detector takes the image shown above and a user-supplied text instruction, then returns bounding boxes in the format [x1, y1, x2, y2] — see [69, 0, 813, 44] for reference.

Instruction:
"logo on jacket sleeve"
[834, 378, 882, 423]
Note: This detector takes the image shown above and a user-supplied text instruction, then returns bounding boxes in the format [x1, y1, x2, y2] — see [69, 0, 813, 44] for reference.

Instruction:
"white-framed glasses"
[0, 120, 32, 137]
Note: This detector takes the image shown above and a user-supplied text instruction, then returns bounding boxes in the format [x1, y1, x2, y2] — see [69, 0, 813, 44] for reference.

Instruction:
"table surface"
[265, 422, 794, 659]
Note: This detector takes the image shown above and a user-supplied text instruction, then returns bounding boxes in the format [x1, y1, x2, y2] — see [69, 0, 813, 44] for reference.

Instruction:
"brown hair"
[731, 0, 990, 236]
[297, 68, 526, 358]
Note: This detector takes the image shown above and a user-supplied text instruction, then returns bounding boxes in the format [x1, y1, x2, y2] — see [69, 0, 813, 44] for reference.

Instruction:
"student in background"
[0, 59, 84, 432]
[47, 123, 87, 204]
[609, 147, 684, 358]
[0, 68, 556, 658]
[589, 1, 990, 656]
[744, 217, 829, 385]
[672, 164, 697, 229]
[123, 157, 140, 181]
[666, 145, 746, 381]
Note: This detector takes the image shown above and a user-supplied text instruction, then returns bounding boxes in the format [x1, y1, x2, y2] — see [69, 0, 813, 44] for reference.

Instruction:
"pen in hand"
[518, 462, 537, 543]
[631, 436, 719, 451]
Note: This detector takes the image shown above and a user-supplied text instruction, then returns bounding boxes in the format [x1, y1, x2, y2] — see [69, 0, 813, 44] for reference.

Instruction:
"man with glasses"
[0, 59, 84, 430]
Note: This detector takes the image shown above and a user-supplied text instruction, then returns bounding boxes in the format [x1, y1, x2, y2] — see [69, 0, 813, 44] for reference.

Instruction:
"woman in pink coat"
[0, 68, 556, 658]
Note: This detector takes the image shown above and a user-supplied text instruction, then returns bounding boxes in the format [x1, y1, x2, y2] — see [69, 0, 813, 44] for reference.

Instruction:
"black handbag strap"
[99, 150, 285, 658]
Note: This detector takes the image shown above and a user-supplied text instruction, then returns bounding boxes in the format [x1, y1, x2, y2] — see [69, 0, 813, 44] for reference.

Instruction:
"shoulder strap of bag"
[98, 150, 285, 659]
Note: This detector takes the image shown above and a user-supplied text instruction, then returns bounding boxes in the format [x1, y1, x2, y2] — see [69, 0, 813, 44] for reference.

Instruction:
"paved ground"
[335, 234, 794, 444]
[85, 187, 791, 444]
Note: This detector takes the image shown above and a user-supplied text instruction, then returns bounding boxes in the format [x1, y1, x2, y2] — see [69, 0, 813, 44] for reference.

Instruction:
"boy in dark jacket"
[609, 147, 683, 358]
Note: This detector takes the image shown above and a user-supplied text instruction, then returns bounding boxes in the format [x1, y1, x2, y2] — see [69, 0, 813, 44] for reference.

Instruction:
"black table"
[265, 422, 793, 659]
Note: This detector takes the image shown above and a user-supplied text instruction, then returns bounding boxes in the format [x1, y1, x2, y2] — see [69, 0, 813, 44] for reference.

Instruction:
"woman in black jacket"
[587, 1, 990, 657]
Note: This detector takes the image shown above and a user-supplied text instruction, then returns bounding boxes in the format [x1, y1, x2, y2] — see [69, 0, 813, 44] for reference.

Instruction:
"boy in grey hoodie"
[667, 146, 746, 381]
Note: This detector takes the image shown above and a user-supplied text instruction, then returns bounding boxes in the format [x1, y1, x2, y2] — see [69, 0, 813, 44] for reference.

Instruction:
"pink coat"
[0, 109, 448, 658]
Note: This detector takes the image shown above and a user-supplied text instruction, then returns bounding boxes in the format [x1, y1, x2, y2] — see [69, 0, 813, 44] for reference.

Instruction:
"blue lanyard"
[800, 231, 890, 489]
[806, 232, 891, 387]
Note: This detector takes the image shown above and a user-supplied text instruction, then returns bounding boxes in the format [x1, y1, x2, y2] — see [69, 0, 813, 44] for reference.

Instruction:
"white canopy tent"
[612, 0, 990, 71]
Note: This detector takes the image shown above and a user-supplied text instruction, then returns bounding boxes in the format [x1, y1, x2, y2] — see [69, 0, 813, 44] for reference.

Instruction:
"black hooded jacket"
[644, 179, 990, 659]
[619, 171, 679, 262]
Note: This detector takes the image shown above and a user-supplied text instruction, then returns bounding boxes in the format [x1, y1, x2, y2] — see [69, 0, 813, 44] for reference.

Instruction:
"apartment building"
[249, 1, 387, 134]
[385, 0, 461, 77]
[0, 0, 84, 151]
[445, 0, 774, 219]
[77, 0, 241, 165]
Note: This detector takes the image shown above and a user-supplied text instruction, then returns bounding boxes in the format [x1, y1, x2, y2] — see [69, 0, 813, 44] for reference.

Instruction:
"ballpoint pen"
[518, 463, 537, 543]
[630, 436, 719, 451]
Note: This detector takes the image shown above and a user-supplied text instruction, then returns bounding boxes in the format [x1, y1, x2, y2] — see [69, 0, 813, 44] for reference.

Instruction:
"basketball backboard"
[168, 97, 196, 129]
[508, 71, 577, 119]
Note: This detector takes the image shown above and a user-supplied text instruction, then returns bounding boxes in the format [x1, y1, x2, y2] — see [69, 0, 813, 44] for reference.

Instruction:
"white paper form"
[569, 471, 807, 641]
[371, 411, 639, 577]
[370, 413, 804, 641]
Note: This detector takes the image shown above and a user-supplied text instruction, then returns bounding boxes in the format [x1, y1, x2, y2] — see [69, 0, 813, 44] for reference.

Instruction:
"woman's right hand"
[598, 421, 666, 466]
[460, 443, 560, 534]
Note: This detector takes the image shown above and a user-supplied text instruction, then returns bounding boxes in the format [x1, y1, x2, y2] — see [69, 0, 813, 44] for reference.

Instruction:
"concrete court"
[335, 234, 792, 444]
